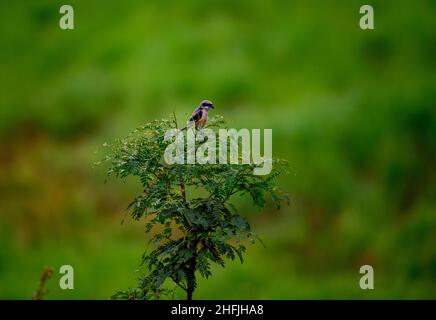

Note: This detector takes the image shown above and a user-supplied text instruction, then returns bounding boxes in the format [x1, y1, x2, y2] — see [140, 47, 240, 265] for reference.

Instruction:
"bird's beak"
[210, 104, 214, 109]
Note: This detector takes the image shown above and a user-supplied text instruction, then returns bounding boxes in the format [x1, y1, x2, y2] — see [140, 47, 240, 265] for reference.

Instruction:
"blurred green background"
[0, 0, 435, 299]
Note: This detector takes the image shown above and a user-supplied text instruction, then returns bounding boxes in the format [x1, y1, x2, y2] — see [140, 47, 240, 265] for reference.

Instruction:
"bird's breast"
[200, 109, 208, 119]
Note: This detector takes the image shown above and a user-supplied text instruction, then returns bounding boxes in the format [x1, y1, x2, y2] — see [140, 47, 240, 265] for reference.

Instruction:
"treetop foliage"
[100, 115, 288, 299]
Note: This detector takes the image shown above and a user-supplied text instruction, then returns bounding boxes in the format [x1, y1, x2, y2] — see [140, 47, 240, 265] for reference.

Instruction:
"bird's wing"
[189, 108, 203, 122]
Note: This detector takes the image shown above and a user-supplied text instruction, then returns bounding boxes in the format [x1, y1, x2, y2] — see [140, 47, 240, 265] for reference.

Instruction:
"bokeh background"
[0, 0, 435, 299]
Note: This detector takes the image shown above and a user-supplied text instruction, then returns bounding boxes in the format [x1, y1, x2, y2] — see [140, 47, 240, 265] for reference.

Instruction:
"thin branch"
[170, 276, 187, 292]
[172, 111, 188, 206]
[180, 183, 187, 205]
[32, 267, 54, 300]
[172, 111, 179, 129]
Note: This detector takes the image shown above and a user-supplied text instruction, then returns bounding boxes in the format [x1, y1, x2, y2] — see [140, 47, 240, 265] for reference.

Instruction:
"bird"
[182, 100, 214, 130]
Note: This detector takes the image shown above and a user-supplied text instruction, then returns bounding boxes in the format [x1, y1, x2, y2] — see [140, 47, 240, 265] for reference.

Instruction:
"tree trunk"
[186, 259, 196, 300]
[186, 237, 199, 300]
[187, 286, 194, 300]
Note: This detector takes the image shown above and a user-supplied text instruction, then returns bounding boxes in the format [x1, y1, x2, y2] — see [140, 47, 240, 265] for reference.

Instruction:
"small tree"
[101, 115, 288, 300]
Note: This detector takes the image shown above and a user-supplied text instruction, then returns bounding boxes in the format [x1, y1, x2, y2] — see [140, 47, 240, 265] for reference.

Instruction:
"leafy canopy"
[101, 115, 288, 299]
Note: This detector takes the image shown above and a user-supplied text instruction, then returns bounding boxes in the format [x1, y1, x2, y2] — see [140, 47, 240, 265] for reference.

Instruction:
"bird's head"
[199, 100, 214, 110]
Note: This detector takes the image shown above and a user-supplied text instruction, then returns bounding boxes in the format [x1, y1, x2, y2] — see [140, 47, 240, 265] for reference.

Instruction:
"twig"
[32, 266, 54, 300]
